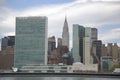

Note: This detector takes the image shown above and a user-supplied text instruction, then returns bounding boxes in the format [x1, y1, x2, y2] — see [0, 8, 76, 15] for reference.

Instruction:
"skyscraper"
[83, 27, 98, 64]
[57, 38, 62, 48]
[1, 36, 15, 50]
[91, 28, 98, 42]
[112, 43, 119, 64]
[1, 37, 8, 50]
[101, 44, 107, 56]
[62, 17, 69, 49]
[107, 43, 113, 56]
[14, 16, 48, 67]
[92, 40, 102, 64]
[83, 37, 91, 64]
[92, 40, 102, 71]
[72, 24, 85, 63]
[83, 27, 92, 64]
[48, 36, 56, 53]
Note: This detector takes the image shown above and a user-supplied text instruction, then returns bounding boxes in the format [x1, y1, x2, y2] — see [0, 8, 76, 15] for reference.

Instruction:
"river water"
[0, 77, 119, 80]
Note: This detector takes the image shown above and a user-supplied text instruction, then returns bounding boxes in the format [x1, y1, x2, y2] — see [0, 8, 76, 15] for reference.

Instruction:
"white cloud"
[99, 28, 120, 41]
[0, 0, 120, 48]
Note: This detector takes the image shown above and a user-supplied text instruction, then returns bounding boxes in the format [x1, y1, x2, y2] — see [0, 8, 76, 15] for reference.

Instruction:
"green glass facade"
[85, 27, 91, 37]
[14, 16, 48, 67]
[72, 24, 85, 63]
[101, 56, 113, 71]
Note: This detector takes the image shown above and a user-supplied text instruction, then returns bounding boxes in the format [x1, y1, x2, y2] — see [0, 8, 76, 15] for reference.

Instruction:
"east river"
[0, 77, 119, 80]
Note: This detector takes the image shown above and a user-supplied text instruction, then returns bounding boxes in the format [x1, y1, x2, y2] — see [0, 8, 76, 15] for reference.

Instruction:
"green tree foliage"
[110, 64, 120, 72]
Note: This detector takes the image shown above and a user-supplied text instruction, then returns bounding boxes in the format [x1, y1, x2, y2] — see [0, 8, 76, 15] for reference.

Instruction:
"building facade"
[62, 17, 69, 49]
[1, 36, 15, 50]
[107, 43, 113, 56]
[14, 16, 48, 67]
[92, 40, 102, 71]
[83, 27, 93, 64]
[91, 28, 98, 42]
[101, 43, 120, 71]
[112, 43, 119, 64]
[101, 44, 107, 56]
[48, 36, 56, 53]
[72, 24, 85, 63]
[101, 56, 113, 72]
[0, 53, 14, 70]
[83, 37, 91, 64]
[1, 37, 8, 50]
[57, 38, 62, 48]
[92, 40, 102, 64]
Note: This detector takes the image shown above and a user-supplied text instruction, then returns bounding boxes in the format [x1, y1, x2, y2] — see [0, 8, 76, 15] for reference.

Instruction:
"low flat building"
[71, 62, 98, 72]
[113, 68, 120, 73]
[101, 56, 113, 72]
[16, 63, 98, 73]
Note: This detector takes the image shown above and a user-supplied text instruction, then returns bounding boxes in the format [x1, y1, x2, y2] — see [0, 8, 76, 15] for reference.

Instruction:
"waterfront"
[0, 77, 120, 80]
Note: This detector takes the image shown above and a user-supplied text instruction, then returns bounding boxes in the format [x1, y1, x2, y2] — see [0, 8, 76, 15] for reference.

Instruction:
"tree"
[110, 64, 120, 72]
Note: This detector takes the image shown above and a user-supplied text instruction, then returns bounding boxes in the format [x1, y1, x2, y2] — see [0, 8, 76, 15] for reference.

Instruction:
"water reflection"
[0, 77, 119, 80]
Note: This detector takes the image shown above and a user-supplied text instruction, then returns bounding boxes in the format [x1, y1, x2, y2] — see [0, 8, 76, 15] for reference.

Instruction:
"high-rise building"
[48, 36, 56, 53]
[1, 37, 8, 50]
[72, 24, 85, 63]
[8, 36, 15, 46]
[62, 17, 69, 49]
[57, 38, 62, 48]
[112, 43, 119, 64]
[85, 27, 91, 37]
[101, 43, 119, 67]
[1, 36, 15, 50]
[101, 56, 113, 72]
[91, 28, 98, 42]
[57, 38, 62, 58]
[107, 43, 113, 56]
[83, 27, 93, 64]
[92, 40, 102, 64]
[83, 37, 91, 64]
[48, 36, 56, 64]
[14, 16, 48, 67]
[92, 40, 102, 71]
[101, 44, 107, 56]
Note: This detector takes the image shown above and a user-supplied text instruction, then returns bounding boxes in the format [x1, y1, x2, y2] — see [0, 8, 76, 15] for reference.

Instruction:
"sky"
[0, 0, 120, 49]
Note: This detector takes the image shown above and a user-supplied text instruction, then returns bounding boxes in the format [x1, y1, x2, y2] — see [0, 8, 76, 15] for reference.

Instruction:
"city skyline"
[0, 0, 120, 49]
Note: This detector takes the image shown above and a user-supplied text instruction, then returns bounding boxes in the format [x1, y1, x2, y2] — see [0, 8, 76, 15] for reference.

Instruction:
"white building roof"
[72, 62, 83, 66]
[113, 68, 120, 73]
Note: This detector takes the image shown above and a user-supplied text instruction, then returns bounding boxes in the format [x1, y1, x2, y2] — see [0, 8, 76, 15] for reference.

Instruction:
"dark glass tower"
[1, 36, 15, 50]
[48, 36, 56, 52]
[72, 24, 85, 63]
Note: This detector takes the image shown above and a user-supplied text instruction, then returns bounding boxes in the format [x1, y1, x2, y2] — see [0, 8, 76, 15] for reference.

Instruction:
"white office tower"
[83, 27, 93, 64]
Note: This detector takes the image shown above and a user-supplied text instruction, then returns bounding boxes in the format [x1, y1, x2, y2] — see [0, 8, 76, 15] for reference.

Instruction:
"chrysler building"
[62, 16, 69, 49]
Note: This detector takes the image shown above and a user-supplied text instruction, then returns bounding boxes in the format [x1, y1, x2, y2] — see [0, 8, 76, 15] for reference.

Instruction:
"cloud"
[0, 7, 15, 37]
[0, 0, 120, 48]
[99, 28, 120, 41]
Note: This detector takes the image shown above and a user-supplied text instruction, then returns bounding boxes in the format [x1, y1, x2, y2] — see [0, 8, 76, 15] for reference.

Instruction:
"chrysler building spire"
[62, 16, 69, 49]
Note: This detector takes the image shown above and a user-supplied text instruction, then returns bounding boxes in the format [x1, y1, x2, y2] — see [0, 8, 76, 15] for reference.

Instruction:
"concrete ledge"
[0, 72, 120, 78]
